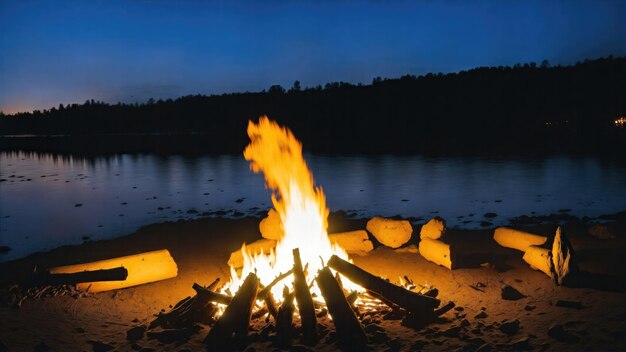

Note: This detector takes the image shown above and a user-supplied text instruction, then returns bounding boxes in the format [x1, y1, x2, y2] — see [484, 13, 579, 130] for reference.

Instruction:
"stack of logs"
[152, 249, 454, 351]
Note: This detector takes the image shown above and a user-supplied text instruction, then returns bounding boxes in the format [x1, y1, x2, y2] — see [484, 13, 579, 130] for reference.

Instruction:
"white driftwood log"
[259, 209, 283, 240]
[227, 239, 277, 269]
[522, 245, 554, 278]
[329, 230, 373, 255]
[493, 227, 547, 252]
[420, 217, 446, 240]
[419, 238, 456, 269]
[366, 216, 413, 248]
[49, 249, 178, 292]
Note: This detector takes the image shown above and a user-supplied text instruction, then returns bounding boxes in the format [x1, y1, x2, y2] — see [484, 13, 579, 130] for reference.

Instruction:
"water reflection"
[1, 151, 626, 261]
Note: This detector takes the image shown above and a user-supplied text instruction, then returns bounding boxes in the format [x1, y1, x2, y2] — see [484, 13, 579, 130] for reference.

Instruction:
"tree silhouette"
[0, 56, 624, 155]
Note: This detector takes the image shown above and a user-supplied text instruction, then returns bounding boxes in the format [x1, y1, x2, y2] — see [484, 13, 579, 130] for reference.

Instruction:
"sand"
[1, 212, 626, 351]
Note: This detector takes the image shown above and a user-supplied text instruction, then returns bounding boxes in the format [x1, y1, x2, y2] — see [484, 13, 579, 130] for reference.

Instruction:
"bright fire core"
[226, 116, 352, 299]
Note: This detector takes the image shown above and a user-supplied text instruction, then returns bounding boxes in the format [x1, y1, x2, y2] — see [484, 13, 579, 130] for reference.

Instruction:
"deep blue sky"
[1, 0, 625, 114]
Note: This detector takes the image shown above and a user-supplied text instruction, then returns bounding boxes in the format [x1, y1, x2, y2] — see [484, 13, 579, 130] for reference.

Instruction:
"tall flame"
[226, 116, 351, 298]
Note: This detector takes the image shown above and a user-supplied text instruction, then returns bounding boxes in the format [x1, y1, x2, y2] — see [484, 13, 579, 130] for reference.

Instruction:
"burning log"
[204, 273, 259, 350]
[329, 230, 374, 255]
[227, 239, 276, 269]
[276, 286, 295, 348]
[419, 238, 456, 269]
[493, 227, 547, 252]
[328, 255, 440, 313]
[193, 283, 232, 305]
[25, 267, 128, 288]
[316, 267, 367, 351]
[522, 245, 555, 279]
[292, 248, 318, 345]
[366, 216, 413, 248]
[49, 249, 178, 292]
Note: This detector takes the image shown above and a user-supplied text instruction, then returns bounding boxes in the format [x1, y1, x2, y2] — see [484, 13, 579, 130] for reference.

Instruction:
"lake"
[1, 151, 626, 261]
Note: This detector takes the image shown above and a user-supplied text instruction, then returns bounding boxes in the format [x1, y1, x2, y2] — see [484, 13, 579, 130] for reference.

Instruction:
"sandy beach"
[1, 211, 625, 351]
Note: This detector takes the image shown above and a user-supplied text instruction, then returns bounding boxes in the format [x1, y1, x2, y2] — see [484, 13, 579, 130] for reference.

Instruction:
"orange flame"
[226, 116, 352, 299]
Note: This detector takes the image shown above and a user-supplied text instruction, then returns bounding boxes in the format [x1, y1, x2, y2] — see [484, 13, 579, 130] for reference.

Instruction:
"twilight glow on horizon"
[1, 0, 625, 114]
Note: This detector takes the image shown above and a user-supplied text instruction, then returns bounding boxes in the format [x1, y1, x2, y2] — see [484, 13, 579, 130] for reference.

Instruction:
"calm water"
[1, 151, 626, 261]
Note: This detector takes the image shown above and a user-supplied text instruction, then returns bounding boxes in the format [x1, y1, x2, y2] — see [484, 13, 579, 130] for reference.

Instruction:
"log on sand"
[316, 267, 367, 351]
[419, 238, 456, 269]
[204, 273, 259, 350]
[522, 245, 555, 279]
[493, 227, 547, 252]
[328, 255, 440, 313]
[366, 216, 413, 248]
[292, 248, 317, 345]
[49, 249, 177, 292]
[329, 230, 374, 255]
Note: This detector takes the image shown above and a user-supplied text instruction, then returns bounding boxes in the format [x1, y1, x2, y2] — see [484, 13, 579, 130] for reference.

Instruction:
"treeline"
[1, 56, 625, 155]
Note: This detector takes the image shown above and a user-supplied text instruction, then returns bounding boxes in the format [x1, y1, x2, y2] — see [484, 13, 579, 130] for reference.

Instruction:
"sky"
[1, 0, 625, 114]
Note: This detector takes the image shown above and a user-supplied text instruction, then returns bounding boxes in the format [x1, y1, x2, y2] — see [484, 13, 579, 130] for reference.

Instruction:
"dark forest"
[1, 56, 624, 155]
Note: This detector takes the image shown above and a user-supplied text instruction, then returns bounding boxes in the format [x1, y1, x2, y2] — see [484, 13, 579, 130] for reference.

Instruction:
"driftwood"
[292, 248, 318, 345]
[328, 255, 440, 313]
[204, 273, 259, 350]
[493, 227, 547, 252]
[25, 267, 128, 288]
[419, 238, 456, 269]
[150, 278, 221, 329]
[316, 267, 367, 351]
[276, 286, 295, 348]
[49, 249, 178, 292]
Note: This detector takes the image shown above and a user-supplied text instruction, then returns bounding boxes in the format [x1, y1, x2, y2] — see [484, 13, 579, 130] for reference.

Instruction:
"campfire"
[149, 116, 453, 350]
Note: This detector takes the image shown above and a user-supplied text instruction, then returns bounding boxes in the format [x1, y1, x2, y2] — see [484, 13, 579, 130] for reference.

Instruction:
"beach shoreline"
[1, 212, 625, 351]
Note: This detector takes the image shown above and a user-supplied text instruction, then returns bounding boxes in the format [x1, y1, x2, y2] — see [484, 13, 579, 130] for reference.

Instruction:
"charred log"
[316, 267, 367, 351]
[328, 255, 440, 314]
[292, 248, 318, 345]
[204, 273, 259, 350]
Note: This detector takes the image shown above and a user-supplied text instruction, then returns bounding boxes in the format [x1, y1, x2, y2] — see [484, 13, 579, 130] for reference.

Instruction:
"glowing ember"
[225, 116, 354, 300]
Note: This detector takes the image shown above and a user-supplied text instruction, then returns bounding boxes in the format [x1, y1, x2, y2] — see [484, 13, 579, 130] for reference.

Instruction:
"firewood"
[329, 230, 374, 255]
[49, 249, 178, 292]
[150, 279, 223, 329]
[258, 284, 279, 320]
[433, 301, 455, 316]
[257, 269, 293, 299]
[493, 227, 547, 252]
[25, 267, 128, 288]
[419, 238, 456, 269]
[193, 283, 232, 305]
[276, 286, 295, 348]
[420, 217, 447, 240]
[328, 255, 440, 314]
[522, 245, 555, 279]
[292, 248, 318, 345]
[366, 216, 413, 248]
[227, 239, 276, 269]
[316, 267, 367, 351]
[204, 273, 259, 350]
